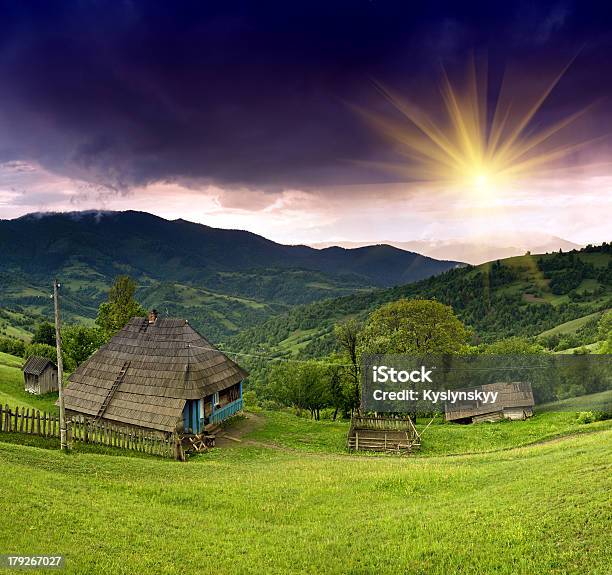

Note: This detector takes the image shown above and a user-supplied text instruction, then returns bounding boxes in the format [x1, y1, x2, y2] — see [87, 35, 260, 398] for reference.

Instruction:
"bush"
[24, 343, 57, 364]
[0, 336, 27, 357]
[576, 411, 610, 424]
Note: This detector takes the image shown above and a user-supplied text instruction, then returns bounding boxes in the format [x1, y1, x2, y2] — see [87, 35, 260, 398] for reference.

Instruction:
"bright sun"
[360, 57, 590, 196]
[473, 171, 489, 191]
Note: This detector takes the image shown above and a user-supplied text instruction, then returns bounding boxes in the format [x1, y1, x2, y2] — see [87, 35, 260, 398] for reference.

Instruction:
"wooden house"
[23, 356, 58, 395]
[445, 382, 535, 423]
[60, 311, 248, 436]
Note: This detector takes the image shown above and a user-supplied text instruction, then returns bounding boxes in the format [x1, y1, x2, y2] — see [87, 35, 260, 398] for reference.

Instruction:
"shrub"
[576, 411, 610, 424]
[0, 336, 27, 357]
[24, 343, 57, 363]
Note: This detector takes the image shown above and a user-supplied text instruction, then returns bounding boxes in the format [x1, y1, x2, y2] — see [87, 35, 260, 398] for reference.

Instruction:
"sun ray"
[359, 56, 596, 195]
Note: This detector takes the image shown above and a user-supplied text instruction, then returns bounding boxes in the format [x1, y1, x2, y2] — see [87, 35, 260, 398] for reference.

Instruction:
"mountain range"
[0, 210, 460, 341]
[310, 234, 583, 265]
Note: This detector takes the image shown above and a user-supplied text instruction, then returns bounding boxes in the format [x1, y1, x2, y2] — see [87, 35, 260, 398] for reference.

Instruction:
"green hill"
[0, 418, 609, 574]
[538, 310, 606, 338]
[0, 211, 459, 341]
[228, 244, 612, 364]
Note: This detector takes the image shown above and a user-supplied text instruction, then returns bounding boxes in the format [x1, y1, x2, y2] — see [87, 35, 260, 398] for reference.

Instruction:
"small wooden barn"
[23, 356, 59, 395]
[60, 312, 248, 437]
[445, 382, 535, 423]
[347, 415, 421, 453]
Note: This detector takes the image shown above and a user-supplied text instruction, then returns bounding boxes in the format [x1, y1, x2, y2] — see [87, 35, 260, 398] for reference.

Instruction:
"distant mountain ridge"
[310, 234, 583, 265]
[3, 210, 460, 286]
[0, 210, 461, 341]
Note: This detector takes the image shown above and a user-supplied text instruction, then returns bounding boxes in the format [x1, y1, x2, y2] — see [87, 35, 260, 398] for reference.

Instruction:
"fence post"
[173, 434, 185, 461]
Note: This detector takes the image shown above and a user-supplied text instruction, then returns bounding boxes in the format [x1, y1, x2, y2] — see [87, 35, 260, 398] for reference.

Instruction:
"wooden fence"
[0, 404, 175, 458]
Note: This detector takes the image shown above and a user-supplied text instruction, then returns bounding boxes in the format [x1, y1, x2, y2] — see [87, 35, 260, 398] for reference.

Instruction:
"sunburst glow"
[361, 57, 592, 194]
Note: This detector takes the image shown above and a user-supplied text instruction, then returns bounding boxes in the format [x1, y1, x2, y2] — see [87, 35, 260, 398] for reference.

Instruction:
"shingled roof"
[23, 356, 56, 376]
[445, 382, 534, 422]
[62, 317, 248, 432]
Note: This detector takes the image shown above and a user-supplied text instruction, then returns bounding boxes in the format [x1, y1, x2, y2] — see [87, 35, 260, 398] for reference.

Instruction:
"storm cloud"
[0, 1, 611, 192]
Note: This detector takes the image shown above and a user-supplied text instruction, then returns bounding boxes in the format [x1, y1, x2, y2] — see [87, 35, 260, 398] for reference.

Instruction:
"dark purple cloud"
[0, 0, 611, 191]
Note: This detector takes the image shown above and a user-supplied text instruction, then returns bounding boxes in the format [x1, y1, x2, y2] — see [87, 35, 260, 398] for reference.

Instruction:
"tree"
[32, 322, 56, 346]
[24, 343, 57, 364]
[334, 319, 362, 413]
[597, 310, 612, 353]
[359, 299, 470, 355]
[62, 325, 105, 371]
[96, 276, 146, 339]
[269, 359, 332, 419]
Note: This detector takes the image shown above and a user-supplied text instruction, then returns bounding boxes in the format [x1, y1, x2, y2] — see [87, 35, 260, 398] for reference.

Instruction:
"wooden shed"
[347, 415, 421, 453]
[60, 312, 248, 437]
[445, 382, 535, 423]
[23, 356, 58, 395]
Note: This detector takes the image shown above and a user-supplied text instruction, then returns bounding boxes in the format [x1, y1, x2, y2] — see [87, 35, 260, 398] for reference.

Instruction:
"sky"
[0, 0, 611, 250]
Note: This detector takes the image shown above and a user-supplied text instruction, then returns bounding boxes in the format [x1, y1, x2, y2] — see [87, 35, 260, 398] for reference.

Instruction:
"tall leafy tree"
[334, 318, 362, 413]
[269, 359, 332, 420]
[96, 276, 146, 339]
[359, 299, 470, 355]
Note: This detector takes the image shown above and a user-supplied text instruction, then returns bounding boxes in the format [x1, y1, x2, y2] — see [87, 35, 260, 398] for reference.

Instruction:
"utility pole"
[53, 279, 68, 451]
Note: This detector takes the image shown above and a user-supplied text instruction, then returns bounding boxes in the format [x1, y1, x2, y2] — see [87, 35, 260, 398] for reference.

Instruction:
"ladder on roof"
[95, 360, 130, 421]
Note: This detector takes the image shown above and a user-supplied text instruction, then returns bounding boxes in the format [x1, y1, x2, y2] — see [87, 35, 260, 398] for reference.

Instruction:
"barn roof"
[23, 356, 56, 376]
[445, 382, 534, 421]
[62, 317, 248, 432]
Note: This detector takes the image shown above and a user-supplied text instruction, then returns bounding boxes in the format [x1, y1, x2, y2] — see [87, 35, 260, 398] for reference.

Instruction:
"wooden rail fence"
[0, 404, 175, 458]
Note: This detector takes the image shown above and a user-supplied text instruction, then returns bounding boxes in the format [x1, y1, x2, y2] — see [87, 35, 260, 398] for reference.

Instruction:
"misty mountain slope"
[0, 211, 459, 285]
[0, 210, 460, 340]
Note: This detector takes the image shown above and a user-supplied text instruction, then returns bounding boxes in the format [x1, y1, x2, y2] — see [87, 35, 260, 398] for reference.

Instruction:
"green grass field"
[0, 423, 610, 574]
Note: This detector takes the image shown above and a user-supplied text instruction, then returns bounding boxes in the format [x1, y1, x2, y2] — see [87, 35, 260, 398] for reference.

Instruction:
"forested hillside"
[228, 244, 612, 362]
[0, 211, 459, 341]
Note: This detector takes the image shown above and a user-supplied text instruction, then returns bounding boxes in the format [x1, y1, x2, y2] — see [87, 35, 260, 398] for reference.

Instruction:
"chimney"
[148, 309, 158, 324]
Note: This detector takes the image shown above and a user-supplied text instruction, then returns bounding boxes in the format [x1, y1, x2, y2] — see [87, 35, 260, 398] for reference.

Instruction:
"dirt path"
[214, 412, 269, 448]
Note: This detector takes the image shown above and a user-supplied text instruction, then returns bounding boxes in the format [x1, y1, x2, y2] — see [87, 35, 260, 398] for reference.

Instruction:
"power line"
[184, 342, 355, 367]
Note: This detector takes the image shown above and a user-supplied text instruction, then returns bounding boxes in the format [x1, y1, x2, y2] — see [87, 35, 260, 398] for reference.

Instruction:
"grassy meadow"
[0, 424, 610, 574]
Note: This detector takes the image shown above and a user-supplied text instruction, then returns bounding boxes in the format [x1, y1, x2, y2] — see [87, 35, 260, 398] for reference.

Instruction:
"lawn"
[242, 409, 612, 457]
[0, 426, 610, 574]
[0, 352, 59, 413]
